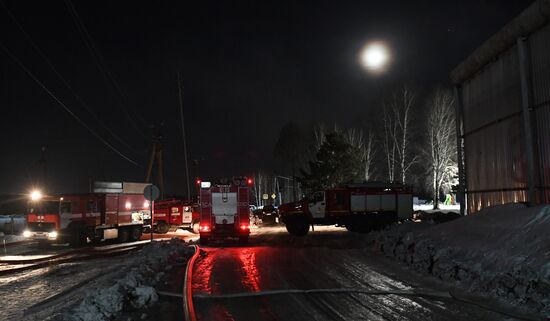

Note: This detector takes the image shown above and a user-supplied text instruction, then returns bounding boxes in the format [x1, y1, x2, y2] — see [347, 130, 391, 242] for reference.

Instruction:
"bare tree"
[383, 86, 417, 184]
[313, 123, 326, 152]
[364, 131, 375, 181]
[382, 102, 397, 182]
[425, 88, 457, 209]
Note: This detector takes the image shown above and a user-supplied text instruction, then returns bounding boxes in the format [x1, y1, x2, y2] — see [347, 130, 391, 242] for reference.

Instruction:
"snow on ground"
[413, 204, 460, 212]
[368, 203, 550, 317]
[60, 239, 193, 321]
[0, 215, 26, 234]
[0, 232, 26, 244]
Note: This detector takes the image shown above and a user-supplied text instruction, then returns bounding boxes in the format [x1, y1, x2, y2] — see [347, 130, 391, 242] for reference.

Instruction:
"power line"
[63, 0, 147, 130]
[0, 0, 140, 155]
[0, 41, 140, 166]
[178, 72, 191, 200]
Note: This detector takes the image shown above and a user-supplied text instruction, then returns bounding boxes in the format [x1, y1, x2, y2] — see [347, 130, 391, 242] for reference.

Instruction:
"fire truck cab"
[198, 177, 252, 244]
[279, 182, 413, 236]
[152, 199, 200, 234]
[24, 182, 150, 246]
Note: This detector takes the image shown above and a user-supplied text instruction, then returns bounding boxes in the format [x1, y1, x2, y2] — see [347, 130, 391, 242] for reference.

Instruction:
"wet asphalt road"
[192, 226, 509, 321]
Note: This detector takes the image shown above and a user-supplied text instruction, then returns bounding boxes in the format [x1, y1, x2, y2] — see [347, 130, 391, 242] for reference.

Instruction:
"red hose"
[183, 244, 200, 321]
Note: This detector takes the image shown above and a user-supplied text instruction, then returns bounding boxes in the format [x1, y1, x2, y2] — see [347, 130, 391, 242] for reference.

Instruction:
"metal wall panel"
[462, 47, 522, 134]
[464, 115, 526, 191]
[529, 22, 550, 203]
[460, 44, 527, 213]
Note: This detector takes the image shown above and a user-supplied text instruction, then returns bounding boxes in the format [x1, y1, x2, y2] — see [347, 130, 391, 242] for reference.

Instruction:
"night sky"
[0, 0, 533, 196]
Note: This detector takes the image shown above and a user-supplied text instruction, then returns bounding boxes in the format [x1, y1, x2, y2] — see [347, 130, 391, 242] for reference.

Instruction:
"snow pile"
[0, 232, 27, 243]
[63, 238, 194, 321]
[0, 215, 26, 234]
[368, 203, 550, 316]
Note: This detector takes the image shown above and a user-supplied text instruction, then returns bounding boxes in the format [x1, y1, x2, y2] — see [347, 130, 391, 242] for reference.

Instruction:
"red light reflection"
[237, 248, 261, 292]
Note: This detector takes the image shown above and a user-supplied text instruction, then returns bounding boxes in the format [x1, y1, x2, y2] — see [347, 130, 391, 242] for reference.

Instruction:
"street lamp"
[360, 41, 390, 72]
[30, 190, 42, 201]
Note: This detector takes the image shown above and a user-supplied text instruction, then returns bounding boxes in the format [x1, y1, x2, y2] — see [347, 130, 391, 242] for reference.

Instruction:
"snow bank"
[0, 232, 27, 244]
[63, 238, 194, 321]
[368, 203, 550, 316]
[0, 215, 26, 234]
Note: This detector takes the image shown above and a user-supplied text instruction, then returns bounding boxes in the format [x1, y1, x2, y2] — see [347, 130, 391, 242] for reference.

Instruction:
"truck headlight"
[48, 231, 58, 239]
[23, 230, 32, 238]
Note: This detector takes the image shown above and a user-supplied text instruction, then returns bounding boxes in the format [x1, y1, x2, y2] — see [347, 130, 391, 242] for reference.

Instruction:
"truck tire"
[69, 229, 87, 247]
[156, 222, 170, 234]
[129, 227, 142, 241]
[356, 217, 375, 233]
[285, 216, 310, 236]
[118, 228, 130, 243]
[191, 221, 200, 234]
[238, 236, 249, 244]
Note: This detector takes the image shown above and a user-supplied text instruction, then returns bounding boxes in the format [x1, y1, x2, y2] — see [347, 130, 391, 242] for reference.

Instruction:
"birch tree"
[364, 131, 375, 181]
[425, 88, 457, 209]
[383, 86, 417, 184]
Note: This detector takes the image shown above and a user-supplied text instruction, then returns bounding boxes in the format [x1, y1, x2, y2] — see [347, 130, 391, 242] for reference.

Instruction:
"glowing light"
[23, 230, 32, 238]
[48, 231, 58, 239]
[247, 178, 253, 185]
[199, 224, 210, 232]
[125, 202, 132, 209]
[30, 190, 42, 201]
[196, 179, 202, 185]
[240, 224, 249, 230]
[360, 42, 390, 72]
[143, 201, 150, 208]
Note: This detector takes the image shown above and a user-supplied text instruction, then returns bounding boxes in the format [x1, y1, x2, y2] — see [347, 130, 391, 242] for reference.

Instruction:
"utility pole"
[145, 124, 164, 199]
[177, 72, 191, 201]
[39, 146, 47, 191]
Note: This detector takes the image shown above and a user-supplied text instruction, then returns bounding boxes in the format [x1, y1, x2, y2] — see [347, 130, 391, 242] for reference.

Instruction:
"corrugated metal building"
[451, 0, 550, 214]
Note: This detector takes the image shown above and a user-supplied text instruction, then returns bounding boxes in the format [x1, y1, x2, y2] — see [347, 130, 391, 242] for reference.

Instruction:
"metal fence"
[452, 0, 550, 214]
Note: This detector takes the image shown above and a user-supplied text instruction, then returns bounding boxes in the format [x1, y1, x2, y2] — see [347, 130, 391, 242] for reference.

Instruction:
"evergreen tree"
[299, 131, 362, 192]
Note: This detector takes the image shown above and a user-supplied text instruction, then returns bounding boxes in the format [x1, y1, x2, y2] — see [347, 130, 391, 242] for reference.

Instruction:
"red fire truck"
[152, 199, 200, 234]
[279, 183, 413, 236]
[198, 177, 252, 244]
[24, 182, 150, 246]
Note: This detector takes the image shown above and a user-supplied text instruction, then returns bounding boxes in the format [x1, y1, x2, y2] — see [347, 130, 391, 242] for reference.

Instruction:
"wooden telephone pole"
[145, 124, 164, 199]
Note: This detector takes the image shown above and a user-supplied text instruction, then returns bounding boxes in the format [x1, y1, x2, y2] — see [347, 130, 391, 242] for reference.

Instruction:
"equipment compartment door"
[212, 192, 237, 224]
[308, 191, 326, 219]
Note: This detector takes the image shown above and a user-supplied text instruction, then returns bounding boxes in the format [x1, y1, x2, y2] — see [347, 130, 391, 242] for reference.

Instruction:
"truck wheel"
[238, 236, 249, 245]
[129, 227, 142, 241]
[191, 221, 200, 234]
[156, 222, 170, 234]
[356, 217, 375, 233]
[69, 229, 87, 247]
[285, 216, 310, 236]
[200, 236, 209, 245]
[118, 228, 130, 243]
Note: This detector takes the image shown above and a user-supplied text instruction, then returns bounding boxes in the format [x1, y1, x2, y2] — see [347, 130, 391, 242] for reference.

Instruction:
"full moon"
[360, 42, 390, 72]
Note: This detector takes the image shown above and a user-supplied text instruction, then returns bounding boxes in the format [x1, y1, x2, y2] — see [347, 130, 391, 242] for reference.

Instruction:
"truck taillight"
[196, 179, 202, 185]
[240, 224, 249, 230]
[200, 224, 210, 232]
[246, 178, 253, 185]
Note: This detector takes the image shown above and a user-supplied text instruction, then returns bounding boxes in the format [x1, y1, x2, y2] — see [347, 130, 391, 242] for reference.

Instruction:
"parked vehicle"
[152, 199, 200, 234]
[198, 177, 252, 244]
[278, 182, 413, 236]
[24, 182, 150, 246]
[257, 204, 279, 225]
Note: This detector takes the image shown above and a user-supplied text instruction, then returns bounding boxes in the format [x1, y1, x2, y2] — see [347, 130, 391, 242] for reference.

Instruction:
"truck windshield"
[28, 201, 60, 215]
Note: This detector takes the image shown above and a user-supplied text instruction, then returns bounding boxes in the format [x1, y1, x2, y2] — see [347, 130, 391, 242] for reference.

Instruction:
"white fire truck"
[279, 183, 413, 236]
[198, 177, 252, 244]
